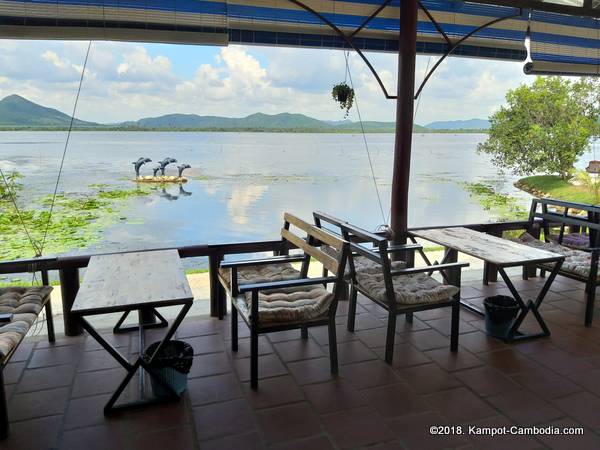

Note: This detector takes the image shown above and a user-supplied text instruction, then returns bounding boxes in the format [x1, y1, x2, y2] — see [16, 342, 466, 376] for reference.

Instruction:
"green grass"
[518, 175, 597, 204]
[185, 268, 209, 275]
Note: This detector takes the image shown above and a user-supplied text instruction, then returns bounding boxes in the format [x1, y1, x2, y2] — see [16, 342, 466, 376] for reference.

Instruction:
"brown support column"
[59, 268, 83, 336]
[209, 254, 224, 318]
[390, 0, 418, 246]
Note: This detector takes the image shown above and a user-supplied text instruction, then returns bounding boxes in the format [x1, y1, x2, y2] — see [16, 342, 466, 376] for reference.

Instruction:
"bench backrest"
[312, 212, 396, 296]
[282, 212, 349, 283]
[529, 198, 600, 247]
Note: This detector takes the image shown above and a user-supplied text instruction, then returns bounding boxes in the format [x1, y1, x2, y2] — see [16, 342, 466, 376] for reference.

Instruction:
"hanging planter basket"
[331, 82, 355, 118]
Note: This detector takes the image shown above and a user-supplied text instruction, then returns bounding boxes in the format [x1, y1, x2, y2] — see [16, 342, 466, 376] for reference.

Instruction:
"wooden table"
[410, 227, 564, 341]
[71, 249, 193, 414]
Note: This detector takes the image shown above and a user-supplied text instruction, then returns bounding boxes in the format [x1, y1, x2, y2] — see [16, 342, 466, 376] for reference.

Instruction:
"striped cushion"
[219, 263, 301, 288]
[356, 271, 459, 305]
[322, 245, 405, 281]
[517, 233, 597, 279]
[237, 285, 333, 323]
[0, 286, 52, 362]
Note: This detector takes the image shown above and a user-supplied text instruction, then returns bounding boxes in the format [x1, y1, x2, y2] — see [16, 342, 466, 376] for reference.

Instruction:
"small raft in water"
[135, 175, 188, 183]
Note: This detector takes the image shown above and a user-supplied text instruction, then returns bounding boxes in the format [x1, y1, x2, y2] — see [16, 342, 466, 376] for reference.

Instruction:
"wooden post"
[209, 254, 224, 318]
[390, 0, 418, 247]
[483, 229, 501, 284]
[59, 268, 83, 336]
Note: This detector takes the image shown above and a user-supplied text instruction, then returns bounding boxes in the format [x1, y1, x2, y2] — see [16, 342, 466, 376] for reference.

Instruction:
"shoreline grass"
[516, 175, 597, 205]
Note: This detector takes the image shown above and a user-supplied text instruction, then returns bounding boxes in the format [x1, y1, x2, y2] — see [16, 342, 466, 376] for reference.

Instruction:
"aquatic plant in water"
[460, 181, 527, 220]
[0, 183, 151, 261]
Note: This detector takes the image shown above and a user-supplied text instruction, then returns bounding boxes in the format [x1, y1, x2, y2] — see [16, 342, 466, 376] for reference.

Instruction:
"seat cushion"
[321, 245, 405, 281]
[237, 286, 333, 323]
[219, 263, 301, 288]
[355, 271, 459, 305]
[516, 233, 594, 279]
[0, 286, 53, 362]
[547, 232, 590, 249]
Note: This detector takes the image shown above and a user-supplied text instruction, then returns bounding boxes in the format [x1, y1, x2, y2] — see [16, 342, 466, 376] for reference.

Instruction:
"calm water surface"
[1, 131, 597, 261]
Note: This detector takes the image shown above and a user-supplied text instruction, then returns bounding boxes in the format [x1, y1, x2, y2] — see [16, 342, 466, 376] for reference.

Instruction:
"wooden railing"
[0, 219, 532, 336]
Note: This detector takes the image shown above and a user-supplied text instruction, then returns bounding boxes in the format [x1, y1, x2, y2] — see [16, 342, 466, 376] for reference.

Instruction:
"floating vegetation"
[192, 173, 313, 184]
[460, 181, 527, 220]
[0, 181, 151, 261]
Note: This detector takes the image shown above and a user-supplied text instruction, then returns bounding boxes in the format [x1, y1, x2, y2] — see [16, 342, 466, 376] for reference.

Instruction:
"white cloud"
[0, 39, 534, 124]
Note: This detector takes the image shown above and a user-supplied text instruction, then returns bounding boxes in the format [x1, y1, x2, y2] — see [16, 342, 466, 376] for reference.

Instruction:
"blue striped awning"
[526, 9, 600, 75]
[0, 0, 527, 60]
[0, 1, 596, 74]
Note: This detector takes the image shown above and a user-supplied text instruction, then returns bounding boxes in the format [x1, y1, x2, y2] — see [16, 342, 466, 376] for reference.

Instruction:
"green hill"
[129, 111, 328, 130]
[0, 94, 440, 133]
[0, 94, 98, 127]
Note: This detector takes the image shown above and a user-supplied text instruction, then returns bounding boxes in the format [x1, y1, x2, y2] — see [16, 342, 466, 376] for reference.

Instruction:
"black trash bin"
[143, 340, 193, 398]
[483, 295, 520, 339]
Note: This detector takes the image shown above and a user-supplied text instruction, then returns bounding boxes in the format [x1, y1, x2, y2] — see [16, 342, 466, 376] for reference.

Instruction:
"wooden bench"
[313, 212, 468, 364]
[218, 213, 349, 389]
[1, 284, 55, 439]
[517, 198, 600, 326]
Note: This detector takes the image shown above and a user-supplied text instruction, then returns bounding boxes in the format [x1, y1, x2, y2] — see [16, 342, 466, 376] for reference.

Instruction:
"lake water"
[1, 131, 598, 265]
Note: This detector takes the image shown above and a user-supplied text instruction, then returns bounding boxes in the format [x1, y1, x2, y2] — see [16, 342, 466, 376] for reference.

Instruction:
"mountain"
[126, 112, 327, 130]
[0, 94, 457, 133]
[124, 113, 432, 132]
[425, 118, 490, 130]
[0, 94, 99, 127]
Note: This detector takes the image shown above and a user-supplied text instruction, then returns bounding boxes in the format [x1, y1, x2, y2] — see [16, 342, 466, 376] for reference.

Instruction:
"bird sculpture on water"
[177, 164, 191, 178]
[132, 157, 152, 178]
[158, 157, 177, 176]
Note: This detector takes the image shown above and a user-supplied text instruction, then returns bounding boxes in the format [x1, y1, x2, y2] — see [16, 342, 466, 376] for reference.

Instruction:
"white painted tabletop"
[411, 227, 564, 267]
[72, 249, 193, 315]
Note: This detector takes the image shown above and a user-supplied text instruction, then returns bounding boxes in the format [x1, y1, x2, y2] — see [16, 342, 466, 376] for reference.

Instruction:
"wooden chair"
[518, 198, 600, 326]
[218, 213, 349, 389]
[313, 212, 468, 364]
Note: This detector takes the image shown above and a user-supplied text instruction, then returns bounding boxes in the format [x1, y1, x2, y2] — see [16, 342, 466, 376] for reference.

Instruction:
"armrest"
[576, 247, 600, 253]
[391, 262, 470, 276]
[220, 254, 305, 269]
[387, 243, 422, 253]
[239, 276, 337, 293]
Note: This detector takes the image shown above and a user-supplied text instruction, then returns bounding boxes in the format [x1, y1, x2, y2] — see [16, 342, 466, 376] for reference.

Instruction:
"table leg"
[113, 308, 168, 334]
[498, 262, 561, 342]
[78, 302, 192, 414]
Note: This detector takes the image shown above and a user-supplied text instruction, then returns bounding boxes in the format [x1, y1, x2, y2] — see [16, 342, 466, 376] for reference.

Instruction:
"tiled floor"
[4, 275, 600, 449]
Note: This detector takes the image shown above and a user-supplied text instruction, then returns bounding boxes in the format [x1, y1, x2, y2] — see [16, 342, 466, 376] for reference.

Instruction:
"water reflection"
[227, 184, 268, 225]
[158, 184, 193, 201]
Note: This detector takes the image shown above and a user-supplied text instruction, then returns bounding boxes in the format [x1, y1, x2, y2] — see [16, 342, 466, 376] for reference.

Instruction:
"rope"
[344, 51, 386, 224]
[0, 168, 41, 255]
[39, 41, 92, 254]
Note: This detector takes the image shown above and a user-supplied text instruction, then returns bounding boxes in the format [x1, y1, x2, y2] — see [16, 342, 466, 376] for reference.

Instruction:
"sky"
[0, 39, 534, 125]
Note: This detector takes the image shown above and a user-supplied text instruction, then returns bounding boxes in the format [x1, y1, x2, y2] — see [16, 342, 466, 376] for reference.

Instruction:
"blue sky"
[0, 39, 532, 124]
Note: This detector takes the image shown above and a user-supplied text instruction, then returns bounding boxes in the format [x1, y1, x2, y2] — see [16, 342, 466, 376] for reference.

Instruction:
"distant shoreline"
[0, 127, 488, 134]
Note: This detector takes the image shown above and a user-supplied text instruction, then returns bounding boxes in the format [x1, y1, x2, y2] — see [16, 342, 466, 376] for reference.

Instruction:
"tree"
[478, 76, 599, 180]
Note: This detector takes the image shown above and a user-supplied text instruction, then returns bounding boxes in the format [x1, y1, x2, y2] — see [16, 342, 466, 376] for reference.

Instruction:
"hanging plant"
[331, 82, 354, 118]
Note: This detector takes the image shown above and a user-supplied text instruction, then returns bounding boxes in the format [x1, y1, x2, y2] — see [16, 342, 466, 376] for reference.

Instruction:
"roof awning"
[228, 1, 527, 61]
[0, 1, 526, 61]
[0, 1, 597, 74]
[526, 9, 599, 75]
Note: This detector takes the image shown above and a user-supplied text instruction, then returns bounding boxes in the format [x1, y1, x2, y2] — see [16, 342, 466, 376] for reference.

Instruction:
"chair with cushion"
[219, 213, 349, 389]
[519, 198, 600, 326]
[313, 212, 468, 364]
[1, 285, 54, 439]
